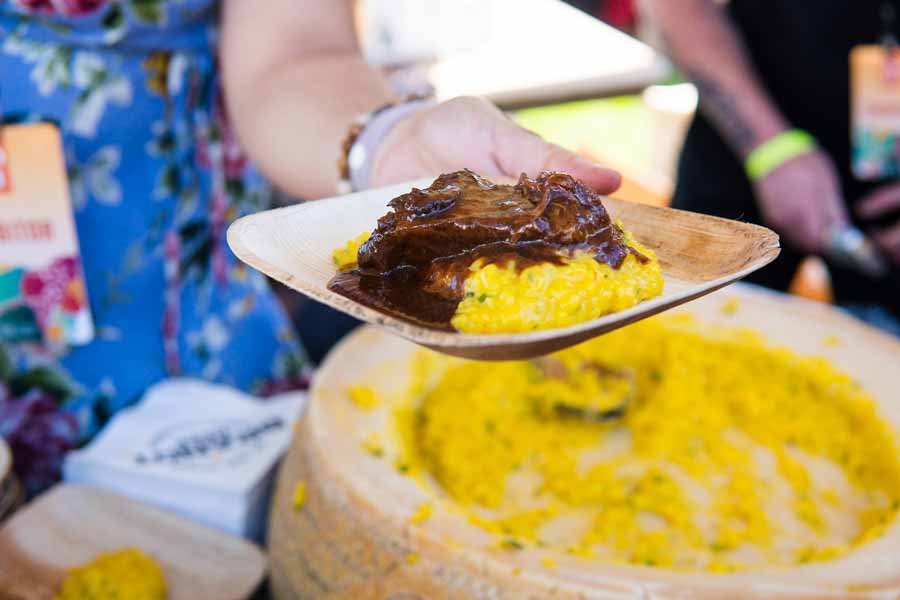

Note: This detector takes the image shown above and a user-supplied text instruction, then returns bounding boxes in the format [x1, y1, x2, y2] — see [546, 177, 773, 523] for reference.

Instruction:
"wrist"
[744, 129, 817, 181]
[338, 96, 435, 194]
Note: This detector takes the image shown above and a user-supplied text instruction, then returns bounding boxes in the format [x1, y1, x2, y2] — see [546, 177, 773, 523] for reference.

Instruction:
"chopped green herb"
[501, 539, 524, 550]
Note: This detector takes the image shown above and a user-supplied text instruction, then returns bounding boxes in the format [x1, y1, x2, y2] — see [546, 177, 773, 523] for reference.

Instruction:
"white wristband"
[339, 98, 436, 194]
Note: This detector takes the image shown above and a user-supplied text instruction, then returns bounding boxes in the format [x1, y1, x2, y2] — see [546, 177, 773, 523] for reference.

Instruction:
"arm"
[221, 0, 620, 200]
[220, 0, 395, 199]
[641, 0, 787, 157]
[643, 0, 848, 253]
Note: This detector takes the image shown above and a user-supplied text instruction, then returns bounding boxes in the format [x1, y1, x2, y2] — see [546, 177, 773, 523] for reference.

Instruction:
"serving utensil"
[227, 177, 780, 361]
[824, 224, 889, 278]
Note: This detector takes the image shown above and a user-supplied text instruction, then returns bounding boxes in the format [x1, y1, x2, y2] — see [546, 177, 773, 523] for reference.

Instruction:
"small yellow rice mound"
[332, 232, 370, 270]
[393, 314, 900, 572]
[55, 548, 166, 600]
[333, 229, 664, 333]
[452, 234, 663, 333]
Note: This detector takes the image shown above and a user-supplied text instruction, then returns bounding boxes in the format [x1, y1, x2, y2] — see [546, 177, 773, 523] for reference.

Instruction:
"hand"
[370, 96, 621, 194]
[752, 150, 849, 253]
[856, 183, 900, 264]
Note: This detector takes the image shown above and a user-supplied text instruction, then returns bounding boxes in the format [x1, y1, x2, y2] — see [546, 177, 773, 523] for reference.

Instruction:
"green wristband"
[744, 129, 817, 181]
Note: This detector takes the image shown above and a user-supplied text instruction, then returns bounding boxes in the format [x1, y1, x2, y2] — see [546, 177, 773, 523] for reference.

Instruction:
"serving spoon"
[227, 177, 779, 361]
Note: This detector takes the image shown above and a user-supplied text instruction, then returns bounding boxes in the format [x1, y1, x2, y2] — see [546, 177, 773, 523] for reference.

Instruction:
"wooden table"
[360, 0, 670, 109]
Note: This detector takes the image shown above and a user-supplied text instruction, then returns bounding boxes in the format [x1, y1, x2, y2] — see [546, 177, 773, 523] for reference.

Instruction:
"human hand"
[370, 96, 621, 194]
[856, 182, 900, 264]
[752, 150, 849, 253]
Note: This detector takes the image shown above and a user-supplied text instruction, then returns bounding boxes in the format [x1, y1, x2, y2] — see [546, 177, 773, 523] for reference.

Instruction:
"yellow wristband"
[744, 130, 817, 181]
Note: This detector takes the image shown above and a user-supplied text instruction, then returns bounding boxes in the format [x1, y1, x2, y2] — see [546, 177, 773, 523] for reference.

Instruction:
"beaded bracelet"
[337, 95, 434, 195]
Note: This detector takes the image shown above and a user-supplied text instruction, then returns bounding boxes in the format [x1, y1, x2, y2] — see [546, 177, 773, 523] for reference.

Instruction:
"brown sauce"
[328, 170, 646, 331]
[329, 269, 458, 331]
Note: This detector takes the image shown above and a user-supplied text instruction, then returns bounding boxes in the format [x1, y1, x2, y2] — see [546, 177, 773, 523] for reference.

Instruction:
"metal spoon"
[824, 224, 889, 278]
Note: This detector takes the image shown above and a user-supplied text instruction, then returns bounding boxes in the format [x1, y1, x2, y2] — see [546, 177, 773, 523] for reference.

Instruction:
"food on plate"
[365, 314, 900, 572]
[55, 548, 166, 600]
[330, 170, 663, 332]
[292, 481, 307, 511]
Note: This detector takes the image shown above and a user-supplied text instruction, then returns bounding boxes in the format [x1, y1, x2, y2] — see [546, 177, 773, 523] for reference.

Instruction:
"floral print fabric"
[0, 0, 308, 494]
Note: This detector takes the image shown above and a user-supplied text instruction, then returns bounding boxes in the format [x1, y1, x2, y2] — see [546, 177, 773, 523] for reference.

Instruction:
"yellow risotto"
[384, 314, 900, 572]
[332, 232, 370, 271]
[56, 548, 166, 600]
[333, 230, 664, 333]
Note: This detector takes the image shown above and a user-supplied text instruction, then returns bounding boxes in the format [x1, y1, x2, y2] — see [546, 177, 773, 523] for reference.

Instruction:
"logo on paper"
[134, 416, 286, 471]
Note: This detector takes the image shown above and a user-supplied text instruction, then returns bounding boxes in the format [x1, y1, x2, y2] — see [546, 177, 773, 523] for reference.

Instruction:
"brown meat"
[360, 170, 636, 267]
[354, 170, 644, 301]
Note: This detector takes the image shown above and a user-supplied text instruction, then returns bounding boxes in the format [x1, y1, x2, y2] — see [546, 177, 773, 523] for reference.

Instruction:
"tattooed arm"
[641, 0, 786, 157]
[643, 0, 848, 252]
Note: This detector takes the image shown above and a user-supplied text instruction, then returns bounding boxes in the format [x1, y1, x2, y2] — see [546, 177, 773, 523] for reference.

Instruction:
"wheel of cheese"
[268, 284, 900, 599]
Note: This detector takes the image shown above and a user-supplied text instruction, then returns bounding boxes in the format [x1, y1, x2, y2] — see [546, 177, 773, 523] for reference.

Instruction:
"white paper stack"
[63, 378, 306, 541]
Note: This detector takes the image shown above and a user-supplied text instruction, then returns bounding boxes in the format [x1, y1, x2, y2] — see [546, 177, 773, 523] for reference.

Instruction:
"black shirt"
[732, 0, 900, 199]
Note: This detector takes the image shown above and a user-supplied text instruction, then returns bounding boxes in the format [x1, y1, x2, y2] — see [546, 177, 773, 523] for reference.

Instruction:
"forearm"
[643, 0, 789, 157]
[220, 0, 396, 200]
[227, 56, 395, 199]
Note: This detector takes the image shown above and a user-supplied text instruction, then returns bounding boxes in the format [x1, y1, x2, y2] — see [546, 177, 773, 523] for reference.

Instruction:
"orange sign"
[0, 140, 10, 194]
[0, 123, 93, 346]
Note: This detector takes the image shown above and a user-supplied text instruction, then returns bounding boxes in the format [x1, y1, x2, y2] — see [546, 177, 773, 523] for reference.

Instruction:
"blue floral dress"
[0, 0, 308, 494]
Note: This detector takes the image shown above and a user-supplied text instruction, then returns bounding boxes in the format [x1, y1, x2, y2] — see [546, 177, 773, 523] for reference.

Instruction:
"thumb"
[492, 122, 622, 195]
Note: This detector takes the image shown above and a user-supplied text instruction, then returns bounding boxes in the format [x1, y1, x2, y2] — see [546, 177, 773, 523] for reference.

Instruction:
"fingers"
[754, 150, 853, 254]
[767, 193, 839, 253]
[822, 191, 851, 228]
[770, 197, 840, 254]
[872, 221, 900, 264]
[856, 183, 900, 218]
[540, 145, 623, 195]
[492, 120, 622, 195]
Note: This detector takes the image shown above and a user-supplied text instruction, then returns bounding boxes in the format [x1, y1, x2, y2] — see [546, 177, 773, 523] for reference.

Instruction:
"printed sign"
[851, 45, 900, 180]
[0, 123, 94, 346]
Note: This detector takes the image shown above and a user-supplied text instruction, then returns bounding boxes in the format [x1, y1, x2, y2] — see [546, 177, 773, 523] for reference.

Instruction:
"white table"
[360, 0, 670, 108]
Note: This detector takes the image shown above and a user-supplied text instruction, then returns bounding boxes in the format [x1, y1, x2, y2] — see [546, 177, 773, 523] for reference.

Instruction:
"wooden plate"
[267, 283, 900, 599]
[227, 178, 780, 361]
[0, 439, 14, 523]
[0, 477, 22, 524]
[0, 439, 9, 489]
[0, 484, 266, 600]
